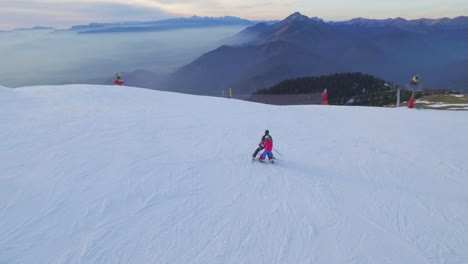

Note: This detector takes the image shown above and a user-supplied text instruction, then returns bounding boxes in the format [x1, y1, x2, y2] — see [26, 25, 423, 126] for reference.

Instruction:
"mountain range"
[66, 16, 278, 34]
[14, 26, 56, 31]
[161, 12, 468, 96]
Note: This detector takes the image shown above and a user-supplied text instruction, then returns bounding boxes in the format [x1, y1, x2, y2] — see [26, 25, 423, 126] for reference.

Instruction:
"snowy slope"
[1, 85, 467, 264]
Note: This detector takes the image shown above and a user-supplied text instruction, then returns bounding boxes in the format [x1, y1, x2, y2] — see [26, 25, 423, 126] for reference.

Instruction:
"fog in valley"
[0, 26, 247, 88]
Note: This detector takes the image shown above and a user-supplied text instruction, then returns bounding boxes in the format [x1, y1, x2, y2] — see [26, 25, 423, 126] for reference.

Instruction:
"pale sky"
[1, 0, 467, 30]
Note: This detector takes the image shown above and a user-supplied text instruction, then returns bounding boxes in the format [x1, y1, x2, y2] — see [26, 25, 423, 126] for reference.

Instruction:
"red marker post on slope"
[322, 89, 328, 105]
[408, 91, 415, 108]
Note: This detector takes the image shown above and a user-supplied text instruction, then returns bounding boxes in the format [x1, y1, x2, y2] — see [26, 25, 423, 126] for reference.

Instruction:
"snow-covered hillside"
[1, 84, 467, 264]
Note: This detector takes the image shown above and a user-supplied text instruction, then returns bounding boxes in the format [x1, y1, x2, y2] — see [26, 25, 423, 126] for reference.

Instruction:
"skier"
[410, 75, 419, 88]
[114, 74, 124, 85]
[252, 130, 272, 159]
[259, 134, 274, 162]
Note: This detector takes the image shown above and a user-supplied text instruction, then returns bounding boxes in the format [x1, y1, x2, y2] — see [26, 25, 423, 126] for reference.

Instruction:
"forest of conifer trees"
[254, 73, 438, 107]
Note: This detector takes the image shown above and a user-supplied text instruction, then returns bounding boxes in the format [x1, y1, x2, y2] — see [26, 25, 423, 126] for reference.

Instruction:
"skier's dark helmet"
[265, 130, 269, 135]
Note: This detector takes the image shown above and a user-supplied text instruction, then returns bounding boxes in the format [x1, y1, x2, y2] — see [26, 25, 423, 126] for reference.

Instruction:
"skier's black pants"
[253, 146, 264, 158]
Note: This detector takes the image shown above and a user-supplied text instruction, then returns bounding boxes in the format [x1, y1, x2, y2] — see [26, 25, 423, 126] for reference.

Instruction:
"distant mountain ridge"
[14, 26, 56, 31]
[162, 12, 468, 96]
[66, 16, 279, 34]
[337, 16, 468, 29]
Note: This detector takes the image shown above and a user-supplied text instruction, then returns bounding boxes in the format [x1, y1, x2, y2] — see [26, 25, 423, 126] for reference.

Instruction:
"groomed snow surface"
[1, 84, 468, 264]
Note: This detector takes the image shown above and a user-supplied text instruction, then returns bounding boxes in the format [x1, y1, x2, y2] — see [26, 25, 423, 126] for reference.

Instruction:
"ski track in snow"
[1, 84, 468, 264]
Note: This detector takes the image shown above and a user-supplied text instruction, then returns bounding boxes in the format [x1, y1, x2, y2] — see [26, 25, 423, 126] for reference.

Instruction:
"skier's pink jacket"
[263, 138, 273, 152]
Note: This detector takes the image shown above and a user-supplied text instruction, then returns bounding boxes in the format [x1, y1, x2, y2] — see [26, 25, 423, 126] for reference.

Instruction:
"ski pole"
[273, 148, 285, 158]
